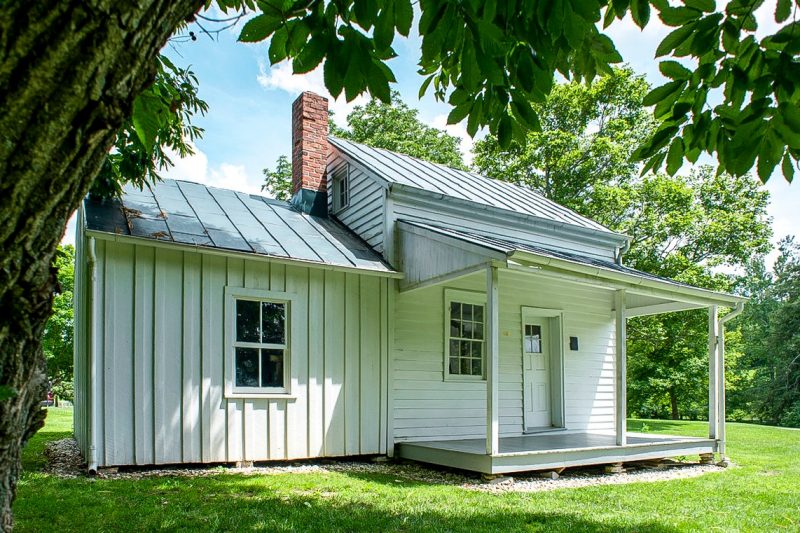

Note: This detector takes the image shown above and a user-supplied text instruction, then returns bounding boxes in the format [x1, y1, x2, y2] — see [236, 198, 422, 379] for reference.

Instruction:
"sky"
[63, 7, 799, 266]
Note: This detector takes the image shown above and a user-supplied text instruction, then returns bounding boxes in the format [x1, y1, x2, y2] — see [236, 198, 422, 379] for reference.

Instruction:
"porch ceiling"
[396, 220, 744, 311]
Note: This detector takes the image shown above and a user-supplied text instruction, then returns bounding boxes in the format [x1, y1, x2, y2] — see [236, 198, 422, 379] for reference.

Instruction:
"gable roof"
[328, 136, 621, 238]
[83, 179, 396, 275]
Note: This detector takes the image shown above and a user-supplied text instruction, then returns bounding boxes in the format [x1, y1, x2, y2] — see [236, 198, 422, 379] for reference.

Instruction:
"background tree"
[41, 246, 75, 406]
[262, 92, 465, 195]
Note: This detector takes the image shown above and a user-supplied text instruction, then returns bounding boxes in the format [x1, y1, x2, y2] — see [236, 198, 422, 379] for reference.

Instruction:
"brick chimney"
[290, 92, 329, 216]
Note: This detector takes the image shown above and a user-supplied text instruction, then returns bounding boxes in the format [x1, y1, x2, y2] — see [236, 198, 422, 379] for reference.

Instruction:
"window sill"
[443, 376, 486, 383]
[224, 392, 296, 400]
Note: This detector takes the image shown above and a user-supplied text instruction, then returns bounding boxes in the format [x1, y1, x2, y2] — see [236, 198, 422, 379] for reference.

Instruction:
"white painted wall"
[392, 268, 616, 442]
[82, 237, 390, 467]
[327, 155, 386, 254]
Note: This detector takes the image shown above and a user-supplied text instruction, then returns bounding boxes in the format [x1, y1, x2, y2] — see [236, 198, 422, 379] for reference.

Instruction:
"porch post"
[717, 314, 726, 457]
[486, 266, 500, 455]
[708, 305, 719, 441]
[614, 290, 627, 446]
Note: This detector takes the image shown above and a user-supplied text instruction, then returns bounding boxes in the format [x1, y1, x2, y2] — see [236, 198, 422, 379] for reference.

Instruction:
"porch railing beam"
[486, 266, 500, 455]
[614, 289, 627, 446]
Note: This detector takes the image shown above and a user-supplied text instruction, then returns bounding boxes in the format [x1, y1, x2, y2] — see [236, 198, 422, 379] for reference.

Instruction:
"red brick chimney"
[290, 92, 329, 216]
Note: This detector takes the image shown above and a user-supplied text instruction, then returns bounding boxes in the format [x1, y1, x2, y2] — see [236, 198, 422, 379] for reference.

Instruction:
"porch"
[397, 432, 716, 475]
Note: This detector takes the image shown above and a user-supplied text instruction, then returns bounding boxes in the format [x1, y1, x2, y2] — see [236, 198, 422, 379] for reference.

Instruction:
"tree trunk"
[669, 388, 680, 420]
[0, 1, 202, 529]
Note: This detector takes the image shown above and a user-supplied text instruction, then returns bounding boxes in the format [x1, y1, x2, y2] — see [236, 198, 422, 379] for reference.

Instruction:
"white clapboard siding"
[89, 239, 389, 467]
[392, 200, 615, 262]
[327, 154, 386, 253]
[392, 268, 615, 442]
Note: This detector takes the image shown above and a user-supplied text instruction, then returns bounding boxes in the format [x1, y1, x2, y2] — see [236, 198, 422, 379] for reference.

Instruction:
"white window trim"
[332, 164, 350, 213]
[224, 286, 298, 398]
[444, 288, 487, 382]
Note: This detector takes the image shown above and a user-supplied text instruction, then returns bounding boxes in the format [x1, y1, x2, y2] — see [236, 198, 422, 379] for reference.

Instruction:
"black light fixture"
[569, 336, 579, 351]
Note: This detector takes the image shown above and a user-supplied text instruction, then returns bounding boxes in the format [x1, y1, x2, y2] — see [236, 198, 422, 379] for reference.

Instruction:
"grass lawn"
[14, 409, 799, 532]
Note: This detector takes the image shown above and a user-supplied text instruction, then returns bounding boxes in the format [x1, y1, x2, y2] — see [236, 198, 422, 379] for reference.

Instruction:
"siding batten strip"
[486, 266, 500, 456]
[614, 289, 627, 447]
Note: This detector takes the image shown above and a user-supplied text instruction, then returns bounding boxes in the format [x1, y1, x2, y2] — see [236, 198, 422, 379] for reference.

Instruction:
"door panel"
[522, 318, 551, 429]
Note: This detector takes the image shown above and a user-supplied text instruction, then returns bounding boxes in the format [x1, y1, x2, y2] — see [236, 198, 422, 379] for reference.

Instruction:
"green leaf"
[419, 74, 434, 98]
[511, 97, 541, 131]
[517, 50, 535, 93]
[776, 0, 792, 22]
[497, 113, 512, 148]
[238, 13, 282, 43]
[268, 26, 289, 64]
[666, 137, 684, 175]
[293, 34, 327, 74]
[461, 38, 480, 91]
[447, 102, 472, 124]
[630, 0, 650, 28]
[353, 0, 378, 29]
[132, 93, 165, 151]
[374, 7, 394, 50]
[656, 24, 694, 57]
[323, 54, 344, 98]
[684, 0, 715, 12]
[782, 153, 795, 182]
[394, 0, 414, 36]
[365, 61, 391, 103]
[642, 80, 685, 106]
[659, 60, 692, 80]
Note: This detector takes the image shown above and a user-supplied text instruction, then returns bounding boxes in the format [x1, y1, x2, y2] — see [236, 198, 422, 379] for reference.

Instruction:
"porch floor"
[396, 432, 717, 475]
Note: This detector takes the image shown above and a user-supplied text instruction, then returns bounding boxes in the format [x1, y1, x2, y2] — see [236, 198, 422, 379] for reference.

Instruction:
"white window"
[332, 164, 349, 212]
[444, 289, 486, 380]
[225, 287, 294, 397]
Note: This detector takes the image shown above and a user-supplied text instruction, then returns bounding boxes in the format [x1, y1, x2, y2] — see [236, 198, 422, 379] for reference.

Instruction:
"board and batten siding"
[85, 237, 390, 467]
[327, 154, 386, 254]
[392, 269, 616, 442]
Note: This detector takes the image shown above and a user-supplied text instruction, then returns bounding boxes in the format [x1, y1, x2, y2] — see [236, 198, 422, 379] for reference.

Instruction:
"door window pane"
[524, 324, 542, 353]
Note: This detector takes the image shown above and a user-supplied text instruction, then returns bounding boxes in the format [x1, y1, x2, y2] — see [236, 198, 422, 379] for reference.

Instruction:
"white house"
[73, 92, 744, 475]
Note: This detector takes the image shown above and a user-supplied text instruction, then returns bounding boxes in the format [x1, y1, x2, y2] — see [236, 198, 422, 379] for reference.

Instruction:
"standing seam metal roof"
[83, 179, 395, 273]
[328, 136, 615, 234]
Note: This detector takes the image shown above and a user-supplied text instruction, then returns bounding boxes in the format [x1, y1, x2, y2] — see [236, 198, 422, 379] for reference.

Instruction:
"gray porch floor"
[396, 432, 717, 474]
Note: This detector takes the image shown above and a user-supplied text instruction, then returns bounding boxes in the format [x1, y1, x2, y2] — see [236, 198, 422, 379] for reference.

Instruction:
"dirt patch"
[44, 438, 85, 478]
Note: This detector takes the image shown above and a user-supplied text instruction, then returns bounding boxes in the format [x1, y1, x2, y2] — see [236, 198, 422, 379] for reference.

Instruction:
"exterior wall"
[73, 212, 89, 457]
[84, 237, 390, 467]
[327, 153, 386, 254]
[392, 269, 616, 443]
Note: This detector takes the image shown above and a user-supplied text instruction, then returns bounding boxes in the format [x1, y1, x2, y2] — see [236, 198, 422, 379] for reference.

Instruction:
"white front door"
[522, 319, 551, 429]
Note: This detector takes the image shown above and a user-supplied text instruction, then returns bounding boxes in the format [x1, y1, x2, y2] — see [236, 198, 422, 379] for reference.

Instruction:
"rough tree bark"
[0, 2, 202, 529]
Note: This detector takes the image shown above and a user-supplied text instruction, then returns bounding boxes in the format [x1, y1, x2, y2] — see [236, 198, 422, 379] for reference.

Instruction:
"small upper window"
[332, 165, 349, 212]
[445, 290, 486, 379]
[226, 288, 292, 396]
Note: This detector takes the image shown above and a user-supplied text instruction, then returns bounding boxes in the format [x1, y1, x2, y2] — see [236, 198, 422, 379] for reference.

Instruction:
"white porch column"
[486, 266, 500, 455]
[708, 305, 719, 441]
[717, 315, 726, 456]
[614, 290, 627, 446]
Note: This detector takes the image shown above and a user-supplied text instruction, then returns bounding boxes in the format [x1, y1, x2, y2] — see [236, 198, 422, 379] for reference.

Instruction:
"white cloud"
[164, 143, 262, 195]
[256, 60, 368, 125]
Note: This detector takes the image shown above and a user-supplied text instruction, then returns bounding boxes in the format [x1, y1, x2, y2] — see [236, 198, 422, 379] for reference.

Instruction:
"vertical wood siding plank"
[226, 258, 244, 461]
[359, 276, 380, 453]
[133, 245, 155, 465]
[182, 252, 202, 462]
[202, 254, 227, 462]
[243, 260, 269, 460]
[269, 263, 286, 460]
[383, 279, 393, 455]
[154, 247, 183, 464]
[344, 273, 361, 454]
[95, 240, 106, 465]
[307, 269, 325, 456]
[323, 271, 346, 456]
[286, 266, 309, 459]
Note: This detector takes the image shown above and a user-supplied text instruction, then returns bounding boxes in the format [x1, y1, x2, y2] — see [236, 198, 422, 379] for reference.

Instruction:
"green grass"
[14, 410, 800, 532]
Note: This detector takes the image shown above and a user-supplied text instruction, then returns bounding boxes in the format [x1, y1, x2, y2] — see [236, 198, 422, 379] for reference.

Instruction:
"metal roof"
[329, 136, 616, 235]
[83, 179, 396, 274]
[399, 220, 745, 305]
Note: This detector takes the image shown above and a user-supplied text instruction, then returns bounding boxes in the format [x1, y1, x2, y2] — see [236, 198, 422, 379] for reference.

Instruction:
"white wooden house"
[73, 92, 744, 474]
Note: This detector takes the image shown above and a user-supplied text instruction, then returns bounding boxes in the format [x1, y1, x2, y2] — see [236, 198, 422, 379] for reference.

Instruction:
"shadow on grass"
[15, 473, 682, 533]
[627, 418, 705, 436]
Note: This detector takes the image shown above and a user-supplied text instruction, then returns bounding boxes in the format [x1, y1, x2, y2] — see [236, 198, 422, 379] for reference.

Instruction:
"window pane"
[471, 341, 482, 357]
[450, 319, 460, 338]
[449, 357, 460, 374]
[262, 302, 285, 344]
[462, 304, 473, 321]
[524, 324, 542, 353]
[461, 340, 472, 358]
[261, 349, 284, 387]
[471, 358, 482, 376]
[473, 322, 483, 340]
[236, 300, 260, 342]
[449, 339, 459, 358]
[462, 320, 474, 339]
[473, 305, 483, 323]
[235, 348, 259, 387]
[450, 302, 461, 320]
[461, 358, 472, 375]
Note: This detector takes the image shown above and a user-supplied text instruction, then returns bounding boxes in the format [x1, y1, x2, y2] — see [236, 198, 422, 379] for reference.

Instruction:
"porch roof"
[397, 220, 745, 311]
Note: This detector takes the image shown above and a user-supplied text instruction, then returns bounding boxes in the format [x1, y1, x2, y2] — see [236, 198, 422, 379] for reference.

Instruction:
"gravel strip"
[43, 437, 725, 491]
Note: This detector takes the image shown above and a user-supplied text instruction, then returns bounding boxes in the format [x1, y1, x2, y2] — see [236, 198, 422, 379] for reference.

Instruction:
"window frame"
[444, 288, 487, 382]
[331, 164, 350, 213]
[224, 286, 297, 398]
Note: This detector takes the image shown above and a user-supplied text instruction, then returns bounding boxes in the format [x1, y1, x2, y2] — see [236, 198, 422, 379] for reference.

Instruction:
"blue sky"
[64, 8, 799, 265]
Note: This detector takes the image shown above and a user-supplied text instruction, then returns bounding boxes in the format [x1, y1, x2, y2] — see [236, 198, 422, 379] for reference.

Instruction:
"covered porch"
[394, 221, 745, 474]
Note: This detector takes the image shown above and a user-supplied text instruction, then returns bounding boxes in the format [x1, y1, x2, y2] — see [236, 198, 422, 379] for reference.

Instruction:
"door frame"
[520, 306, 565, 430]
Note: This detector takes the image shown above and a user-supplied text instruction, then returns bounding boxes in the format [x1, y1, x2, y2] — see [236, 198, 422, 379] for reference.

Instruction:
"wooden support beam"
[708, 306, 719, 441]
[486, 266, 500, 456]
[717, 317, 727, 457]
[615, 290, 627, 446]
